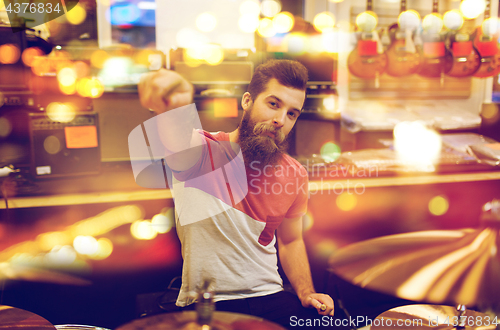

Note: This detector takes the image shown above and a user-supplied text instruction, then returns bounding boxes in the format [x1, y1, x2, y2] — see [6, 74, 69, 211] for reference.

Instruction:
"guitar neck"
[484, 0, 491, 19]
[367, 0, 373, 11]
[400, 0, 406, 13]
[432, 0, 438, 13]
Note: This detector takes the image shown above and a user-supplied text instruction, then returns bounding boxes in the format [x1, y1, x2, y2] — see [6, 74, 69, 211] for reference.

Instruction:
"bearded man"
[138, 59, 335, 329]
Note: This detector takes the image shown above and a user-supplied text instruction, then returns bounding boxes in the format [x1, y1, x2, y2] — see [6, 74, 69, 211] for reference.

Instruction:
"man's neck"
[229, 129, 239, 144]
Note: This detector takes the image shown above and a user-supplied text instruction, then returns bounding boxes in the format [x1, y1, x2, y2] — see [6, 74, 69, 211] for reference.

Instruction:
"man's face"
[238, 78, 305, 166]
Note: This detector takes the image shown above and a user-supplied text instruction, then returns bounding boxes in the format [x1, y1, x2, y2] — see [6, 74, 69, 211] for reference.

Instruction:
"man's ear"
[241, 92, 252, 111]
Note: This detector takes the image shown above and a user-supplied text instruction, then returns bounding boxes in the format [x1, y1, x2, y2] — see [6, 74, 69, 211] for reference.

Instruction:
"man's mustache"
[253, 123, 285, 144]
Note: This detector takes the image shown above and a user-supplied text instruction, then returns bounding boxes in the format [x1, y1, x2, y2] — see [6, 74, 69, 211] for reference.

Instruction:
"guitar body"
[473, 53, 500, 78]
[418, 37, 453, 78]
[385, 38, 422, 76]
[447, 42, 481, 78]
[446, 40, 481, 77]
[419, 54, 453, 77]
[347, 39, 388, 79]
[472, 30, 500, 78]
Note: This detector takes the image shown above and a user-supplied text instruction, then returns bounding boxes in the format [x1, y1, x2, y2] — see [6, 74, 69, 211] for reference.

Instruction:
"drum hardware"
[328, 199, 500, 308]
[131, 276, 284, 329]
[328, 199, 500, 328]
[116, 311, 286, 330]
[155, 276, 182, 314]
[54, 325, 110, 330]
[371, 304, 498, 330]
[196, 279, 215, 327]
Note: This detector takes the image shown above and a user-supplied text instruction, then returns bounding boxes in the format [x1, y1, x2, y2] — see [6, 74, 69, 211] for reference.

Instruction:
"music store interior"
[1, 0, 500, 328]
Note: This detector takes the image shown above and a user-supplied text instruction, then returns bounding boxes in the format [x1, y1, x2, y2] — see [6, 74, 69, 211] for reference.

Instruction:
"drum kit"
[328, 199, 500, 330]
[0, 305, 285, 330]
[116, 311, 286, 330]
[0, 305, 109, 330]
[3, 199, 499, 329]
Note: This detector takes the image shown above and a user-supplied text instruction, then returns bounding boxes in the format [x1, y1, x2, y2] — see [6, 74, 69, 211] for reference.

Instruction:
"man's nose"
[272, 109, 286, 127]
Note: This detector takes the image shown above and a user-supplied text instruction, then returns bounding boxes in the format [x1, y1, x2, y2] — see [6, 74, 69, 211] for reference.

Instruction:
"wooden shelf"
[2, 171, 499, 209]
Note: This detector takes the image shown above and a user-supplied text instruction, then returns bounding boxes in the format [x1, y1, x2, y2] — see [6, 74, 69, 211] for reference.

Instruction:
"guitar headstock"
[422, 13, 444, 34]
[443, 9, 464, 32]
[398, 10, 421, 32]
[356, 10, 379, 33]
[481, 17, 500, 39]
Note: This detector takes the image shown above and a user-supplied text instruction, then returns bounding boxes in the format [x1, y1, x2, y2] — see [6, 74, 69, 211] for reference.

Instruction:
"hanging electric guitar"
[418, 0, 452, 79]
[445, 10, 481, 78]
[385, 0, 422, 77]
[347, 0, 387, 85]
[472, 0, 500, 78]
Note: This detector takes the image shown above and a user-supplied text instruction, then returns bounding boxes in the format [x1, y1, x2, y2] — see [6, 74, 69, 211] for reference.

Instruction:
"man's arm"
[277, 216, 335, 316]
[138, 69, 202, 171]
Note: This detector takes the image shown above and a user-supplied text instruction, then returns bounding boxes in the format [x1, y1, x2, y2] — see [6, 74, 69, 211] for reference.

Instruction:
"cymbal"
[371, 305, 497, 330]
[328, 227, 500, 307]
[116, 311, 286, 330]
[0, 263, 91, 285]
[54, 325, 110, 330]
[0, 305, 56, 330]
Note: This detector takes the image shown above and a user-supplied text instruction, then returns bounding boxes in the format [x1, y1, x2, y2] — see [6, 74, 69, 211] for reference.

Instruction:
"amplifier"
[29, 112, 100, 178]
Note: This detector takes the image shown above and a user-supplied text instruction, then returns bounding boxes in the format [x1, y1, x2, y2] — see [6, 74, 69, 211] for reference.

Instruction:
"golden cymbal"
[116, 311, 286, 330]
[0, 305, 56, 330]
[328, 227, 500, 307]
[371, 305, 497, 330]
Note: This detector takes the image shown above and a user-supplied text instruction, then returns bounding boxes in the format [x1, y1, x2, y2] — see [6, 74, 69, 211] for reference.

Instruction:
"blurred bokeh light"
[336, 193, 357, 211]
[88, 238, 114, 260]
[46, 102, 77, 123]
[443, 9, 464, 31]
[429, 195, 450, 216]
[260, 0, 281, 17]
[313, 12, 335, 33]
[22, 47, 44, 67]
[73, 235, 99, 256]
[131, 220, 158, 240]
[66, 3, 87, 25]
[398, 10, 421, 31]
[240, 0, 260, 16]
[394, 121, 442, 171]
[356, 11, 378, 32]
[0, 44, 21, 64]
[422, 13, 444, 33]
[151, 207, 175, 234]
[320, 142, 341, 162]
[481, 17, 500, 37]
[258, 18, 277, 38]
[272, 12, 294, 33]
[322, 96, 337, 112]
[460, 0, 485, 19]
[196, 12, 217, 32]
[239, 14, 260, 33]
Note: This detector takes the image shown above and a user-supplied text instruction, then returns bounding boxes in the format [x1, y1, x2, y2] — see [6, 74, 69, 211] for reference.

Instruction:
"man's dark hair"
[247, 59, 308, 101]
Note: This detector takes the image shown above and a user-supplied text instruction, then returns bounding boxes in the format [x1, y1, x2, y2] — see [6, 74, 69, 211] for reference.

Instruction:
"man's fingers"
[138, 69, 192, 113]
[311, 298, 326, 311]
[310, 297, 334, 316]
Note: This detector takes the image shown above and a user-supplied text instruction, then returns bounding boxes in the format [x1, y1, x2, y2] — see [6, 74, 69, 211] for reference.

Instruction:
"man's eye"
[288, 111, 297, 118]
[269, 102, 278, 108]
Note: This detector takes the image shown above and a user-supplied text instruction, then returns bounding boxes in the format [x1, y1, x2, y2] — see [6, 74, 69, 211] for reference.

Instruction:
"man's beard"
[238, 108, 290, 167]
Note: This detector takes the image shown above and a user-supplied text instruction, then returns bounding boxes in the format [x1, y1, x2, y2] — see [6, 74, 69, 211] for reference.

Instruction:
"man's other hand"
[303, 293, 335, 316]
